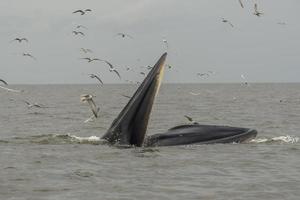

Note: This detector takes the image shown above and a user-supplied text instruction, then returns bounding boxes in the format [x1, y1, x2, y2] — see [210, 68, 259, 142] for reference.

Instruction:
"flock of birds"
[0, 1, 286, 123]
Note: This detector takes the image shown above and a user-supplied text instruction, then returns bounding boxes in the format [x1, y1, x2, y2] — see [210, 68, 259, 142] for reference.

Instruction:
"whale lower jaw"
[144, 125, 257, 147]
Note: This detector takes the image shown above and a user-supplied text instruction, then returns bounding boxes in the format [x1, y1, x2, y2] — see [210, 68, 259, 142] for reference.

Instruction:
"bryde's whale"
[102, 53, 257, 147]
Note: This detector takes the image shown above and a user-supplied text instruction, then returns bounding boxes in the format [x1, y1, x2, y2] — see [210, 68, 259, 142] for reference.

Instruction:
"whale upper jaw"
[101, 53, 167, 147]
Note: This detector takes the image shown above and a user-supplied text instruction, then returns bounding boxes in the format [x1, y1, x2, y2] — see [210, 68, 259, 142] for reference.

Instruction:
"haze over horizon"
[1, 0, 299, 84]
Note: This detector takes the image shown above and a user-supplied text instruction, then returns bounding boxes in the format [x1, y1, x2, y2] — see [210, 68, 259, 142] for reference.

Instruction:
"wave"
[249, 135, 299, 144]
[10, 134, 105, 145]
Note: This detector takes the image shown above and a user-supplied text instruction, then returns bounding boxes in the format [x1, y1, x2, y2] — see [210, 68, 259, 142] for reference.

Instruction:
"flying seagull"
[109, 68, 121, 79]
[22, 53, 36, 60]
[76, 25, 88, 29]
[80, 94, 99, 119]
[253, 3, 263, 17]
[0, 79, 8, 85]
[241, 74, 248, 85]
[222, 18, 234, 27]
[72, 9, 92, 15]
[147, 66, 153, 70]
[238, 0, 244, 8]
[72, 31, 85, 36]
[101, 60, 115, 69]
[89, 74, 103, 85]
[162, 38, 168, 48]
[10, 38, 28, 43]
[116, 33, 133, 39]
[140, 72, 146, 76]
[184, 115, 199, 125]
[100, 59, 121, 79]
[80, 48, 93, 53]
[197, 73, 210, 77]
[0, 85, 22, 93]
[81, 57, 101, 63]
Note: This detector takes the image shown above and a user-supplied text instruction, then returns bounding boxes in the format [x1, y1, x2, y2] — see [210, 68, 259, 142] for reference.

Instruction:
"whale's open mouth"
[101, 53, 167, 147]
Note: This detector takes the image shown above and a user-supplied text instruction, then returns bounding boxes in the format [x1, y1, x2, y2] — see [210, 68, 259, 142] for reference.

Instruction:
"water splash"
[10, 134, 105, 145]
[250, 135, 299, 144]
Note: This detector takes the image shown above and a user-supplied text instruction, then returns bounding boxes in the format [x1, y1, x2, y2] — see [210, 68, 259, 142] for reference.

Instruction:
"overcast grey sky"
[1, 0, 300, 84]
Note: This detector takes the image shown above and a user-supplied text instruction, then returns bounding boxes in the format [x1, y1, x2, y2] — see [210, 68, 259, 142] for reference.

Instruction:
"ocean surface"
[0, 83, 299, 200]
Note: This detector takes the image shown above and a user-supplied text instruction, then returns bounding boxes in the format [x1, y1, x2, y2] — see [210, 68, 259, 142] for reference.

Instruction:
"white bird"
[80, 48, 93, 53]
[197, 73, 210, 77]
[10, 38, 28, 43]
[80, 94, 99, 118]
[76, 25, 88, 29]
[162, 38, 168, 48]
[238, 0, 244, 8]
[0, 79, 8, 85]
[22, 53, 36, 60]
[241, 74, 248, 85]
[109, 68, 121, 79]
[72, 9, 92, 15]
[115, 33, 133, 39]
[72, 31, 85, 36]
[222, 18, 234, 27]
[184, 115, 199, 125]
[81, 57, 101, 63]
[253, 3, 263, 17]
[89, 74, 103, 85]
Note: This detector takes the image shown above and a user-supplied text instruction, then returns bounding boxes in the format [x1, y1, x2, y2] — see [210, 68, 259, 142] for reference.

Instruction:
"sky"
[0, 0, 300, 84]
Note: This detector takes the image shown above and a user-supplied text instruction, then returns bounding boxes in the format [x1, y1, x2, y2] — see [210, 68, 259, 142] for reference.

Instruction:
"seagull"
[22, 53, 36, 60]
[89, 74, 103, 85]
[80, 48, 93, 53]
[125, 67, 131, 71]
[81, 57, 101, 63]
[72, 31, 85, 36]
[0, 79, 8, 85]
[80, 94, 99, 118]
[76, 25, 88, 29]
[197, 73, 210, 77]
[0, 85, 22, 93]
[222, 18, 234, 27]
[100, 59, 121, 79]
[23, 100, 45, 109]
[72, 9, 92, 15]
[162, 38, 168, 48]
[253, 3, 263, 17]
[184, 115, 199, 125]
[147, 66, 153, 70]
[140, 72, 145, 76]
[116, 33, 133, 39]
[238, 0, 244, 8]
[101, 60, 115, 69]
[241, 74, 248, 85]
[109, 68, 121, 79]
[10, 38, 28, 43]
[166, 64, 172, 69]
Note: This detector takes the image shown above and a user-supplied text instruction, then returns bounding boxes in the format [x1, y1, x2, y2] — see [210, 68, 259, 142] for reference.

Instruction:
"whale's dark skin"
[101, 53, 257, 147]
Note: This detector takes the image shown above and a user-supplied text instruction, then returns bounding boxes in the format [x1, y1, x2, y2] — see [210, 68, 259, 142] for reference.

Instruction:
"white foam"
[70, 135, 101, 143]
[250, 135, 299, 144]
